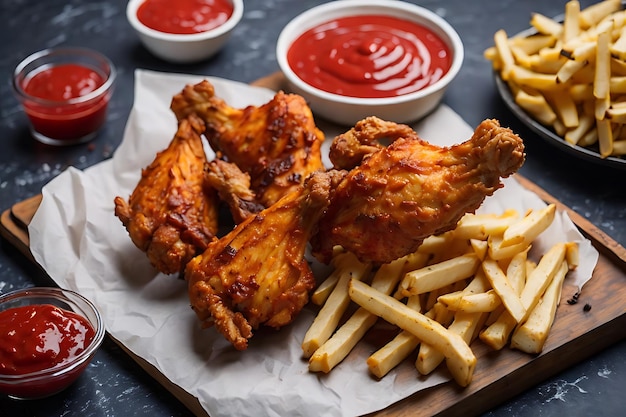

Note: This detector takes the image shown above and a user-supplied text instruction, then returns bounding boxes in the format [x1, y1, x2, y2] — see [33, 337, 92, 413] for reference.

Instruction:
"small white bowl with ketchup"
[126, 0, 243, 63]
[0, 287, 105, 399]
[12, 47, 116, 146]
[277, 0, 464, 126]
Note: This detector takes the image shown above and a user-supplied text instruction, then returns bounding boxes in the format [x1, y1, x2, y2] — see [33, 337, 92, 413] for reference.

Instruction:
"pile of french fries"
[302, 203, 579, 387]
[485, 0, 626, 158]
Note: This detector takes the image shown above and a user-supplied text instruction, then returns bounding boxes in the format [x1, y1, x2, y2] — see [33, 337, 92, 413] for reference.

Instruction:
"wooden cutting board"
[1, 73, 626, 417]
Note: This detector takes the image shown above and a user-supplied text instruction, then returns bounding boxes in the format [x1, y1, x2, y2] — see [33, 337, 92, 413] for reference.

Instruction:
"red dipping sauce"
[137, 0, 234, 35]
[0, 304, 96, 376]
[287, 15, 452, 98]
[19, 63, 111, 143]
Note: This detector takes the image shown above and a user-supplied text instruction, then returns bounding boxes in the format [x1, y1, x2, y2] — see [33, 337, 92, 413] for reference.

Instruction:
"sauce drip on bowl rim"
[287, 15, 452, 99]
[0, 304, 96, 375]
[137, 0, 234, 35]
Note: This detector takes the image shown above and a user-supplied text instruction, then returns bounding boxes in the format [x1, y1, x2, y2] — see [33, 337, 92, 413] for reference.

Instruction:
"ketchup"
[137, 0, 234, 35]
[287, 15, 452, 98]
[21, 63, 110, 142]
[0, 304, 95, 376]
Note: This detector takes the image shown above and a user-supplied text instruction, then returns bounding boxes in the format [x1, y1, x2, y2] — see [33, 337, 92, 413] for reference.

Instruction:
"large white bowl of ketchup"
[127, 0, 243, 63]
[277, 0, 464, 126]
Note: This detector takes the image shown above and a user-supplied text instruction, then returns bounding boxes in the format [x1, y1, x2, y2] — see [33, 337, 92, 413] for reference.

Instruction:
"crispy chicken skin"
[329, 116, 417, 170]
[185, 171, 334, 350]
[114, 114, 219, 275]
[311, 117, 526, 265]
[204, 158, 265, 224]
[171, 80, 325, 209]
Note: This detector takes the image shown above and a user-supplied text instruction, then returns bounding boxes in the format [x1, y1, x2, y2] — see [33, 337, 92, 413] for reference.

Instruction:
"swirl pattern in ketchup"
[287, 15, 452, 98]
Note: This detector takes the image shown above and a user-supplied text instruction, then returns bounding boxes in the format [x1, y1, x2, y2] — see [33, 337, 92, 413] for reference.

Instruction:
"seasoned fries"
[301, 252, 371, 358]
[486, 0, 626, 158]
[349, 279, 477, 387]
[302, 205, 579, 387]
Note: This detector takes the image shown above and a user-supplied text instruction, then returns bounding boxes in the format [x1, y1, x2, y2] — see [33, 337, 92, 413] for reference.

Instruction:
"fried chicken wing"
[185, 171, 335, 350]
[170, 80, 325, 208]
[203, 158, 264, 224]
[311, 117, 526, 265]
[114, 114, 219, 275]
[329, 116, 417, 170]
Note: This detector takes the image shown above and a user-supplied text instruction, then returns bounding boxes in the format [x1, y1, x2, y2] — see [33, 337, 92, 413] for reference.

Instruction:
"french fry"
[417, 309, 486, 376]
[530, 13, 563, 37]
[563, 0, 581, 42]
[479, 250, 528, 349]
[611, 139, 626, 154]
[494, 29, 515, 80]
[301, 252, 371, 358]
[511, 34, 556, 54]
[546, 90, 579, 127]
[488, 233, 531, 261]
[482, 259, 527, 322]
[311, 250, 363, 305]
[453, 209, 519, 240]
[311, 270, 340, 306]
[597, 117, 614, 157]
[519, 243, 567, 323]
[400, 253, 480, 296]
[565, 110, 595, 144]
[470, 238, 489, 261]
[366, 295, 423, 379]
[510, 65, 559, 90]
[579, 0, 621, 29]
[437, 271, 490, 310]
[309, 255, 422, 373]
[501, 203, 556, 248]
[510, 261, 569, 353]
[349, 279, 477, 387]
[565, 241, 580, 270]
[514, 90, 558, 125]
[452, 289, 502, 313]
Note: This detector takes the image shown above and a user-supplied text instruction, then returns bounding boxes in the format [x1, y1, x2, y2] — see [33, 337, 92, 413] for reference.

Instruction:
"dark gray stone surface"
[1, 1, 624, 416]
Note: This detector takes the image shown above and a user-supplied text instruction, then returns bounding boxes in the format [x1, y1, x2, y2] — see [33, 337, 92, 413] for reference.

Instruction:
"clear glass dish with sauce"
[0, 287, 105, 399]
[12, 47, 116, 146]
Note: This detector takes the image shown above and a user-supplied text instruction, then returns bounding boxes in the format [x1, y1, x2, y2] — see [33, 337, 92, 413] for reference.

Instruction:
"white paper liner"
[28, 69, 598, 417]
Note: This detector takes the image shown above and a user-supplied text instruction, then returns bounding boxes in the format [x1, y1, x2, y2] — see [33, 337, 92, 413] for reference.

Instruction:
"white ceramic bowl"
[126, 0, 243, 63]
[277, 0, 464, 126]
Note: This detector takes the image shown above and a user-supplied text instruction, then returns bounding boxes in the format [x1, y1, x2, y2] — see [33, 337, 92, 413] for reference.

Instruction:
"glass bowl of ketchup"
[12, 47, 116, 146]
[276, 0, 464, 126]
[0, 287, 105, 400]
[126, 0, 243, 63]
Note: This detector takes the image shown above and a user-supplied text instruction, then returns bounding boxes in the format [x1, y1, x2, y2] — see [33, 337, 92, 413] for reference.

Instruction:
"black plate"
[493, 27, 626, 170]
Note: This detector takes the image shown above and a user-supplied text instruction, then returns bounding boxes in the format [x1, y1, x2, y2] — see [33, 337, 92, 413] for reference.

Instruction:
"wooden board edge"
[0, 207, 35, 263]
[514, 174, 626, 263]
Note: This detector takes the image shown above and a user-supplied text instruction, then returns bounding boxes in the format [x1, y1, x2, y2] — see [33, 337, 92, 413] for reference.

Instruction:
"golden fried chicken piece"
[170, 80, 325, 208]
[311, 117, 526, 265]
[329, 116, 417, 170]
[114, 114, 219, 275]
[204, 158, 264, 224]
[185, 171, 335, 350]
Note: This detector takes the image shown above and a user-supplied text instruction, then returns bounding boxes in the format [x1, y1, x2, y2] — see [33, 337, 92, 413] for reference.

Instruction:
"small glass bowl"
[12, 47, 116, 146]
[0, 287, 105, 400]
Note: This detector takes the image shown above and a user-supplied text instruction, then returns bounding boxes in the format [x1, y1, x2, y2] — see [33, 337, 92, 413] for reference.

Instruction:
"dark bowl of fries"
[486, 0, 626, 169]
